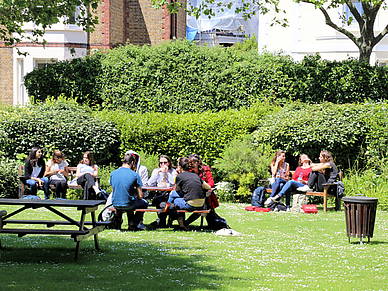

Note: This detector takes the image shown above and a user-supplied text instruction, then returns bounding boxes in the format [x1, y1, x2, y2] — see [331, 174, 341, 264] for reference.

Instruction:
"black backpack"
[267, 200, 287, 212]
[98, 204, 122, 230]
[205, 209, 230, 230]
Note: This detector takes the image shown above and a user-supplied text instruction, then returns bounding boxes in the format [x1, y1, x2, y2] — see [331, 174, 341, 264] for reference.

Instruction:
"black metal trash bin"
[343, 196, 378, 244]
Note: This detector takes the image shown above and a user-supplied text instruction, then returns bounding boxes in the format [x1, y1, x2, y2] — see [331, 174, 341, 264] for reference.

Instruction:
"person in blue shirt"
[110, 153, 148, 230]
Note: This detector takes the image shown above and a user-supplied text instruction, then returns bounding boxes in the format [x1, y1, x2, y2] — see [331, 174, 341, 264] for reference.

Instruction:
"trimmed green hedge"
[24, 41, 388, 113]
[253, 102, 381, 170]
[0, 98, 120, 166]
[94, 103, 278, 167]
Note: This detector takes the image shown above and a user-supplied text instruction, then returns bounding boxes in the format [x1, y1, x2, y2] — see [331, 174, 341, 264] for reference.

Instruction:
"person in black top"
[297, 150, 338, 193]
[160, 157, 211, 230]
[24, 146, 50, 199]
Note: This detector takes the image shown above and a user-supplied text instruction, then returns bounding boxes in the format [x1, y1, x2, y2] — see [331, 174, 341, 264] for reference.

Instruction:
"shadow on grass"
[347, 239, 388, 245]
[0, 234, 224, 290]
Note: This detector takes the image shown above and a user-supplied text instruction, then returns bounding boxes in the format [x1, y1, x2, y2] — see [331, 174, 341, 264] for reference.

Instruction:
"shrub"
[0, 158, 19, 198]
[213, 135, 273, 203]
[95, 103, 277, 168]
[0, 97, 120, 166]
[253, 102, 374, 170]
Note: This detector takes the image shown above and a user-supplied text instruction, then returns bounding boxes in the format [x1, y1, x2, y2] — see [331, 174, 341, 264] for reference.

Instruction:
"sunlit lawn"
[1, 202, 387, 290]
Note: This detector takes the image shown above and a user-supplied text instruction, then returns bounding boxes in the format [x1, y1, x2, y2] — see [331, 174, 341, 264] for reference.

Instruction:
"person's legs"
[58, 180, 68, 199]
[40, 177, 50, 199]
[279, 180, 304, 207]
[167, 190, 182, 204]
[131, 198, 148, 227]
[270, 178, 287, 197]
[315, 172, 327, 192]
[26, 179, 38, 195]
[50, 180, 62, 198]
[77, 173, 95, 200]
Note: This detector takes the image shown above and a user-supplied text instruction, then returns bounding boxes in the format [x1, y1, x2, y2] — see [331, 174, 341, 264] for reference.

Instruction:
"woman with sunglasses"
[148, 155, 177, 228]
[148, 155, 177, 188]
[44, 150, 69, 199]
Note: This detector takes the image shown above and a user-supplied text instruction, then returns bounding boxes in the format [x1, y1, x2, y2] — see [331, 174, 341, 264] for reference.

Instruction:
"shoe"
[286, 207, 291, 212]
[93, 185, 101, 195]
[137, 221, 147, 230]
[270, 194, 281, 202]
[264, 197, 272, 206]
[297, 185, 313, 192]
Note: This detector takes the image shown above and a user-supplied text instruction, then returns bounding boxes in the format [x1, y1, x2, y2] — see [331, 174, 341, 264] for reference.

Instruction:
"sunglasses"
[159, 161, 169, 165]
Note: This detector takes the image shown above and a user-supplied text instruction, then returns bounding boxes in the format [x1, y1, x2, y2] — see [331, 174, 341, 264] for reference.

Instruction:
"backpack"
[292, 193, 307, 213]
[98, 204, 122, 230]
[252, 186, 266, 207]
[205, 209, 230, 230]
[267, 200, 287, 212]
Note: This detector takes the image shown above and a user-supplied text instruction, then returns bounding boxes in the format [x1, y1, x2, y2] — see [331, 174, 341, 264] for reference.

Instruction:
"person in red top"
[188, 154, 214, 187]
[270, 154, 312, 210]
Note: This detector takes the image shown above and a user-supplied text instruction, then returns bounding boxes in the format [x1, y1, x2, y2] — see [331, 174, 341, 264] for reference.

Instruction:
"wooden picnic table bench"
[0, 199, 107, 261]
[18, 165, 100, 198]
[262, 171, 343, 212]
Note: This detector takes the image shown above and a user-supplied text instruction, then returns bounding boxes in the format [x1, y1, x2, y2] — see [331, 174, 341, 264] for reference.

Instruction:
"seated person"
[44, 150, 69, 199]
[24, 146, 50, 199]
[266, 154, 312, 210]
[148, 155, 177, 228]
[70, 151, 100, 200]
[110, 153, 148, 231]
[297, 150, 338, 192]
[160, 157, 211, 230]
[266, 150, 290, 203]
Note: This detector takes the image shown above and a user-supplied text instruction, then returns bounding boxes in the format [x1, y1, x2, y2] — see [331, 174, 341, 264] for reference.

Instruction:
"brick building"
[0, 0, 186, 105]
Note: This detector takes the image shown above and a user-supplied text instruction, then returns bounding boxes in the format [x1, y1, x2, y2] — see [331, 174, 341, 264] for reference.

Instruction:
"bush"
[0, 158, 19, 198]
[95, 102, 277, 168]
[213, 135, 273, 203]
[0, 97, 120, 166]
[253, 102, 375, 170]
[23, 41, 388, 113]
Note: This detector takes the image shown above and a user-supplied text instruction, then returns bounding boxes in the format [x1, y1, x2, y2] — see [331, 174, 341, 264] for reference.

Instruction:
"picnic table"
[0, 199, 108, 261]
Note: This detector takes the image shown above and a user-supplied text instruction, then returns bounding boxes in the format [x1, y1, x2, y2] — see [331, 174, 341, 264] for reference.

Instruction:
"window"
[68, 6, 81, 25]
[17, 59, 25, 105]
[343, 2, 364, 24]
[34, 59, 56, 69]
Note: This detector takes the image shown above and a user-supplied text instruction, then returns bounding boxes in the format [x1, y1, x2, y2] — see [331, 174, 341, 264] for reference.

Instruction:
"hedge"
[252, 102, 383, 170]
[94, 102, 279, 167]
[0, 97, 120, 166]
[24, 40, 388, 113]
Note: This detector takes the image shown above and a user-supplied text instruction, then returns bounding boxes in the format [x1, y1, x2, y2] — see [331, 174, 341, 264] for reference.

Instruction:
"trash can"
[343, 196, 378, 244]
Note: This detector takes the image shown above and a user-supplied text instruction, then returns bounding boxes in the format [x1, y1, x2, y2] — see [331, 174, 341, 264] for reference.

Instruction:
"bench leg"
[75, 241, 81, 262]
[323, 189, 328, 213]
[91, 211, 100, 251]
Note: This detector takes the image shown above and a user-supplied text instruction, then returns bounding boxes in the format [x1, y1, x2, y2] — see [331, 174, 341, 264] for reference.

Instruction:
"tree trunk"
[358, 42, 373, 64]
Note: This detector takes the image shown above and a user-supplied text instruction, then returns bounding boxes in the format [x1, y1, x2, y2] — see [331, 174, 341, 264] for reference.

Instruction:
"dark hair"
[51, 150, 65, 164]
[179, 157, 190, 171]
[188, 153, 207, 181]
[159, 154, 173, 170]
[123, 153, 136, 168]
[27, 146, 45, 168]
[80, 151, 95, 166]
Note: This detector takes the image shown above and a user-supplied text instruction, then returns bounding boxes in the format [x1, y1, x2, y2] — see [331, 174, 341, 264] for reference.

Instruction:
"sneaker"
[137, 221, 147, 230]
[264, 197, 272, 206]
[286, 207, 291, 212]
[93, 185, 101, 195]
[297, 185, 313, 192]
[270, 194, 281, 202]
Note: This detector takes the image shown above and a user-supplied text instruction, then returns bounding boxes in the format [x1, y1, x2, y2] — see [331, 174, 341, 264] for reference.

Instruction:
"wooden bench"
[18, 165, 100, 198]
[263, 171, 343, 212]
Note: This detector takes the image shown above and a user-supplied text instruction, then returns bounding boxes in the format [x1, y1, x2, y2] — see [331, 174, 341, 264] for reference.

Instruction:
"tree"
[299, 0, 388, 63]
[0, 0, 99, 54]
[153, 0, 387, 63]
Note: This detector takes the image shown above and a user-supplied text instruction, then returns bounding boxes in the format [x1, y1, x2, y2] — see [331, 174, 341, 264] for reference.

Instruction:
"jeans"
[270, 178, 287, 197]
[278, 180, 304, 207]
[115, 198, 148, 228]
[26, 177, 50, 199]
[168, 190, 204, 211]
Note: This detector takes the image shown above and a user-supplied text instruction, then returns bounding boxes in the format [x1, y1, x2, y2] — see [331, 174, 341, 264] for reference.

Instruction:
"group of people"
[105, 152, 216, 231]
[258, 150, 339, 211]
[25, 147, 100, 200]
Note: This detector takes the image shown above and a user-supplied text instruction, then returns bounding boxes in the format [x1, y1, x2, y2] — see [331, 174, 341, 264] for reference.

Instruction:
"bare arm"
[202, 181, 211, 190]
[312, 163, 331, 172]
[137, 187, 143, 199]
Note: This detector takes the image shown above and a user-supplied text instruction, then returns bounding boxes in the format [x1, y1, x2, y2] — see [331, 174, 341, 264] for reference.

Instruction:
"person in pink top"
[270, 154, 312, 210]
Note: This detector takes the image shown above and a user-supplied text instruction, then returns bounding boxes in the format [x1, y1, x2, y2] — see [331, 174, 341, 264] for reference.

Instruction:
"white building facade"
[257, 0, 388, 65]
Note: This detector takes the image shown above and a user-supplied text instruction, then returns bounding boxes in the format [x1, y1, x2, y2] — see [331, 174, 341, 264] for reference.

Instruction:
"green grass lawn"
[1, 203, 387, 290]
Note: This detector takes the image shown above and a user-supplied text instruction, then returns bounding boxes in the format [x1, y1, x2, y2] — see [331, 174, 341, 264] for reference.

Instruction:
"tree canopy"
[0, 0, 99, 52]
[156, 0, 388, 63]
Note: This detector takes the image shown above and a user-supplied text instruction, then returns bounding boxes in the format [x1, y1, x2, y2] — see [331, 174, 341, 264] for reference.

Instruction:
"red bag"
[245, 206, 257, 211]
[302, 204, 318, 214]
[255, 208, 271, 212]
[208, 192, 219, 209]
